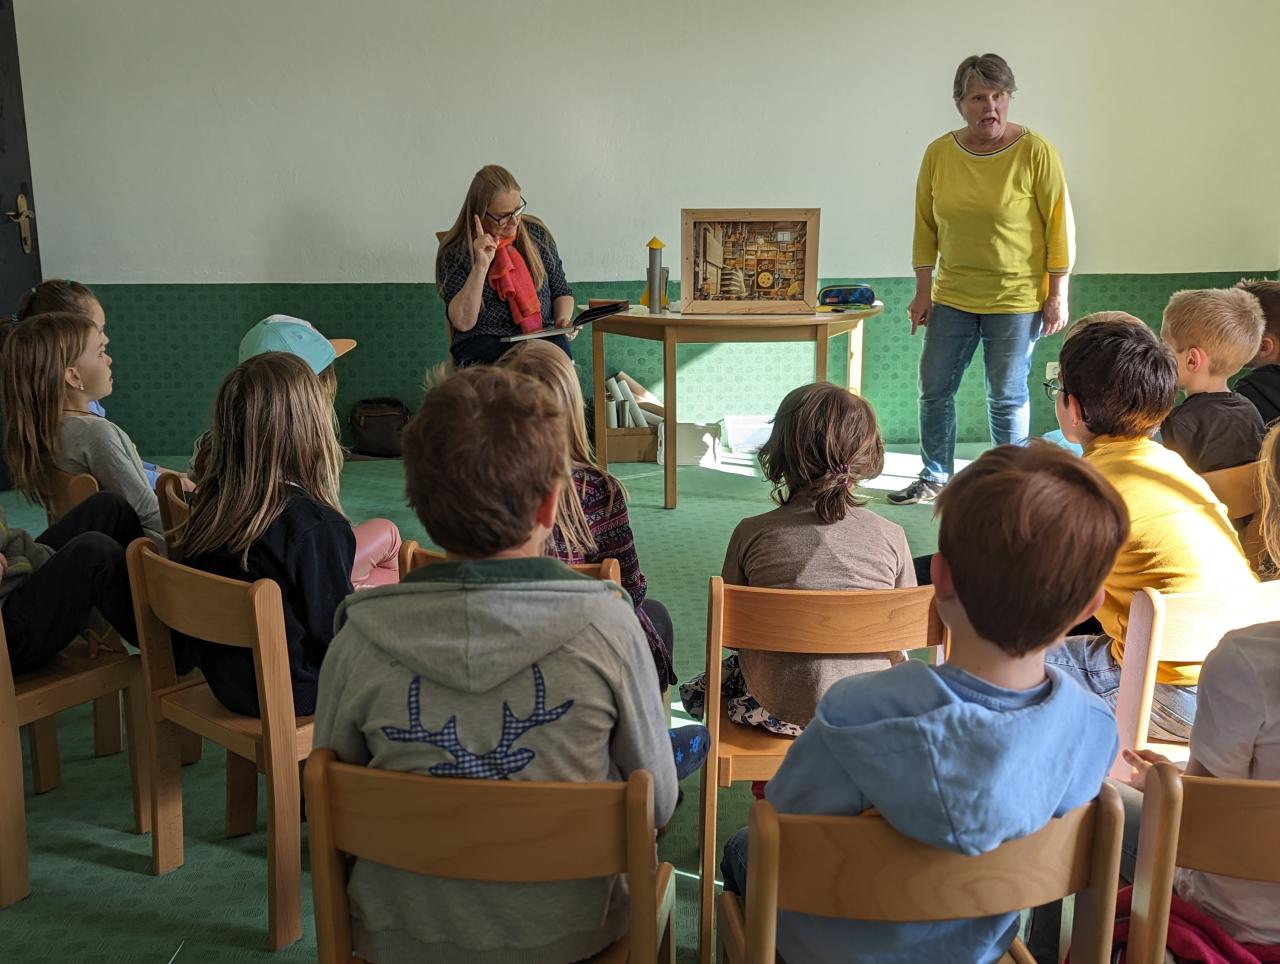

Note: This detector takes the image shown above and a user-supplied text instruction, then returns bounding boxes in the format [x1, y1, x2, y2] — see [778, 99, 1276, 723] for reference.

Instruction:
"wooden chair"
[1125, 762, 1280, 964]
[398, 539, 622, 584]
[155, 471, 189, 561]
[126, 537, 312, 949]
[46, 470, 101, 526]
[40, 470, 127, 761]
[1201, 460, 1264, 570]
[306, 748, 675, 963]
[718, 784, 1124, 964]
[698, 577, 949, 962]
[0, 619, 150, 907]
[1109, 583, 1280, 780]
[134, 472, 206, 766]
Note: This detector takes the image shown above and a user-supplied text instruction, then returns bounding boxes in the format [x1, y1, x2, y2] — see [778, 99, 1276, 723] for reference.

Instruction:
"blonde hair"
[1162, 288, 1264, 376]
[497, 340, 615, 556]
[1260, 424, 1280, 571]
[0, 311, 97, 506]
[435, 165, 548, 293]
[179, 352, 345, 566]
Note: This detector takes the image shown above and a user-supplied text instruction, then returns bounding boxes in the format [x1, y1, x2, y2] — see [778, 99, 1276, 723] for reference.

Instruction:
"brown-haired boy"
[1047, 316, 1256, 742]
[313, 366, 681, 962]
[1233, 278, 1280, 426]
[1159, 288, 1266, 472]
[721, 442, 1127, 962]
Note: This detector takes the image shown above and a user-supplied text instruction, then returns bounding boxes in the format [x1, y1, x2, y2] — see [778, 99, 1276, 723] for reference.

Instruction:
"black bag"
[349, 397, 412, 457]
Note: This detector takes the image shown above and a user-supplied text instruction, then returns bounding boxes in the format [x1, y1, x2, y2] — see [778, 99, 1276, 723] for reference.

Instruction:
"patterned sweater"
[549, 467, 675, 686]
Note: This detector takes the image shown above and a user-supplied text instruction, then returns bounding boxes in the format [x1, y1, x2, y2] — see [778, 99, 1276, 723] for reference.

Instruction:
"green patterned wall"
[94, 271, 1276, 456]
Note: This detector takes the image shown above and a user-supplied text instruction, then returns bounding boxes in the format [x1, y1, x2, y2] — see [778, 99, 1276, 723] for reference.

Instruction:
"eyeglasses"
[1044, 377, 1090, 424]
[483, 197, 527, 228]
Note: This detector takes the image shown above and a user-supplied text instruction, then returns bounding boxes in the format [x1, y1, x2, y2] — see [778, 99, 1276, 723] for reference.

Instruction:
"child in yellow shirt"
[1044, 314, 1256, 740]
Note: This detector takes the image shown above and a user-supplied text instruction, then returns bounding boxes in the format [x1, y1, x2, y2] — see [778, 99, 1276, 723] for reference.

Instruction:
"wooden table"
[591, 303, 882, 508]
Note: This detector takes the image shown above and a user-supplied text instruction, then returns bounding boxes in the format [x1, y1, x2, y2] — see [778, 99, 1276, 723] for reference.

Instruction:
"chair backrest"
[126, 536, 297, 745]
[46, 470, 99, 524]
[1201, 460, 1265, 568]
[1128, 763, 1280, 963]
[397, 539, 622, 584]
[305, 747, 662, 963]
[741, 784, 1123, 964]
[1178, 774, 1280, 881]
[711, 576, 949, 658]
[1111, 583, 1280, 776]
[155, 472, 189, 560]
[1201, 460, 1261, 520]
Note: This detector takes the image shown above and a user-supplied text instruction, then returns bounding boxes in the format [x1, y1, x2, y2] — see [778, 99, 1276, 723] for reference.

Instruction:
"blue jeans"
[721, 826, 750, 896]
[918, 303, 1040, 483]
[1044, 634, 1198, 742]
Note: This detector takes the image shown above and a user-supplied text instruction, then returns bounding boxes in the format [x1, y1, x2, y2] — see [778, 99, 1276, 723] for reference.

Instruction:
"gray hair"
[953, 53, 1017, 100]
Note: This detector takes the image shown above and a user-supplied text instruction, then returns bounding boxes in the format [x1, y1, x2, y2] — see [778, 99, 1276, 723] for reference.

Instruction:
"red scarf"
[487, 237, 543, 333]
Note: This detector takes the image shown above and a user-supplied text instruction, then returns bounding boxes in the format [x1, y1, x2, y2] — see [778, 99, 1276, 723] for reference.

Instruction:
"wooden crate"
[607, 426, 658, 462]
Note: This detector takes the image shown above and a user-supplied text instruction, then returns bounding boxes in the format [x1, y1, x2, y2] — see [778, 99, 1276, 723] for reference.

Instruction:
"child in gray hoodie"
[313, 366, 678, 963]
[721, 443, 1129, 963]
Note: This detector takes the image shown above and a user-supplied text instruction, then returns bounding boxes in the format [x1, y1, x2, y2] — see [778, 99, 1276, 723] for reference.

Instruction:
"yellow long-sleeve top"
[913, 128, 1075, 314]
[1085, 436, 1257, 686]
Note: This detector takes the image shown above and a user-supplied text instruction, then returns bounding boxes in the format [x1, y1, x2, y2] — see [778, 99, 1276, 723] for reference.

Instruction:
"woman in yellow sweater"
[890, 53, 1076, 505]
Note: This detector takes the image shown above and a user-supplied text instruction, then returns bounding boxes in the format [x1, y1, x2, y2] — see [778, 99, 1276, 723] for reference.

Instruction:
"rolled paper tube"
[615, 370, 660, 406]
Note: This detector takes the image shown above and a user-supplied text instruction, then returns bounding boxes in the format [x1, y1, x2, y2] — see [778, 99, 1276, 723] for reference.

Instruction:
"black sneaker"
[887, 479, 945, 505]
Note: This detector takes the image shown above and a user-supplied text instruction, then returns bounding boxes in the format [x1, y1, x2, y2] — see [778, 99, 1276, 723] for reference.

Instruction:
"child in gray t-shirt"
[681, 383, 913, 734]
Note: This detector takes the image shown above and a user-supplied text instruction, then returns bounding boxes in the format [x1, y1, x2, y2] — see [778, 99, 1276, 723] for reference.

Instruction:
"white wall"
[15, 0, 1280, 283]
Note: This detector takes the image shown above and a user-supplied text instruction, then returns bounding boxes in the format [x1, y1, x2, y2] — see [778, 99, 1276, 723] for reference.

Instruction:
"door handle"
[3, 193, 35, 254]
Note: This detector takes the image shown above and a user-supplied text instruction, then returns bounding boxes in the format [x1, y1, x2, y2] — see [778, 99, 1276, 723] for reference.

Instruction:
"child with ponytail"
[681, 382, 915, 735]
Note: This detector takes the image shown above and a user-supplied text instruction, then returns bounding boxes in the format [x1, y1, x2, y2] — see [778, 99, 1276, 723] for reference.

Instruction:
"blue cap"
[237, 315, 356, 374]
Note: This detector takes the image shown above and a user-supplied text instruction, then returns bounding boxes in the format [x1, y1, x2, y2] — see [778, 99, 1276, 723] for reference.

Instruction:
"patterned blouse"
[438, 220, 574, 346]
[549, 467, 675, 687]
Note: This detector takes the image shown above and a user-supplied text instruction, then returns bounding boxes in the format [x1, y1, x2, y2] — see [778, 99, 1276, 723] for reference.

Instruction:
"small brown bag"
[348, 397, 411, 457]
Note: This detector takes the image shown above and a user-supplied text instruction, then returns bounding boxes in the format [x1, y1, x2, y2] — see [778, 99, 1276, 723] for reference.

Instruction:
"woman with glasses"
[435, 165, 575, 367]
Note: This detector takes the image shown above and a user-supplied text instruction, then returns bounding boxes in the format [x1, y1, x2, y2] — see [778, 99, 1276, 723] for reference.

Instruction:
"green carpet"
[0, 445, 964, 962]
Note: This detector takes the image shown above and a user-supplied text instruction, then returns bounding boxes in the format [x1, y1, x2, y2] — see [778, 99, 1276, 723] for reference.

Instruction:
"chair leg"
[225, 752, 258, 838]
[26, 716, 61, 794]
[149, 720, 186, 876]
[93, 693, 123, 757]
[264, 754, 303, 949]
[179, 730, 203, 766]
[660, 913, 676, 964]
[698, 769, 719, 964]
[0, 710, 30, 907]
[122, 680, 152, 834]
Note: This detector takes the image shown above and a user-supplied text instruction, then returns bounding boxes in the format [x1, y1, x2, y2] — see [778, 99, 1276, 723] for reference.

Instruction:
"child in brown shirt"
[680, 383, 913, 734]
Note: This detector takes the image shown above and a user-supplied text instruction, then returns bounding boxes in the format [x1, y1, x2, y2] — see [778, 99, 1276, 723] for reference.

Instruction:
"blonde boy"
[1159, 288, 1266, 473]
